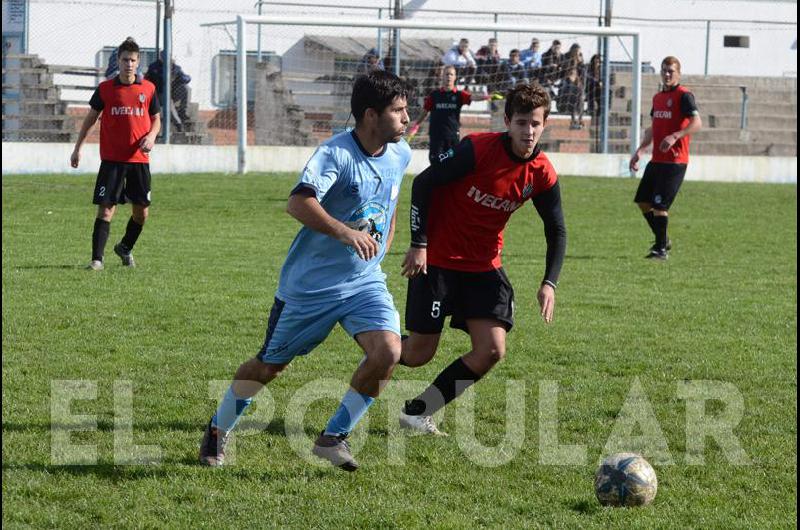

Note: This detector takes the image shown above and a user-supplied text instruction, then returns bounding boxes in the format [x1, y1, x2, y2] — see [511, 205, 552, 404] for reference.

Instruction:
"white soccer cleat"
[399, 411, 448, 436]
[86, 259, 104, 271]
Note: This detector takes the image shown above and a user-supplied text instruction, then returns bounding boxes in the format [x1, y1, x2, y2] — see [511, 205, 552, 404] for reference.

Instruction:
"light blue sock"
[323, 388, 375, 437]
[211, 385, 253, 433]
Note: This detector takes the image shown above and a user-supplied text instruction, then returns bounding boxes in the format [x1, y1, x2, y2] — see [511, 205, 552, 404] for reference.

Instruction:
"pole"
[704, 20, 710, 76]
[600, 0, 612, 153]
[163, 0, 172, 144]
[493, 13, 498, 41]
[740, 87, 749, 129]
[393, 0, 401, 76]
[631, 33, 641, 164]
[376, 8, 383, 59]
[155, 0, 161, 62]
[236, 15, 247, 173]
[257, 1, 263, 63]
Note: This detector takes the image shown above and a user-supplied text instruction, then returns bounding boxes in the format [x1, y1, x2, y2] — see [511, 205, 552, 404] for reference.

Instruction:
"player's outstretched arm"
[287, 191, 379, 261]
[70, 109, 100, 168]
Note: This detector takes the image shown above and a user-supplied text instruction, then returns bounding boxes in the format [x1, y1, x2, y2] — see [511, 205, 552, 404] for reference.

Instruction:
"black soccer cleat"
[199, 421, 229, 467]
[113, 243, 136, 267]
[645, 248, 669, 261]
[650, 240, 672, 252]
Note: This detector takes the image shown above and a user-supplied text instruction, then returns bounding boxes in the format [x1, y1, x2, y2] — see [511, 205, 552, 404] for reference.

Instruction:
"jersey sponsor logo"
[345, 201, 387, 249]
[467, 185, 521, 212]
[434, 102, 459, 110]
[652, 110, 672, 119]
[110, 106, 145, 116]
[410, 205, 421, 231]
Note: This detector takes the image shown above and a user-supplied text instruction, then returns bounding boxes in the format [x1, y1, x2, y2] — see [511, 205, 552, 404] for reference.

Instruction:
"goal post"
[203, 15, 641, 174]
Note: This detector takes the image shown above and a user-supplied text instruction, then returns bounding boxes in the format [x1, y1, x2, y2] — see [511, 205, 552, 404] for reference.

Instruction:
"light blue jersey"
[277, 130, 412, 303]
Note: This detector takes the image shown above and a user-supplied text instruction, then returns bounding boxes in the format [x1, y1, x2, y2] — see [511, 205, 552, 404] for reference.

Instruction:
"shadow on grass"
[11, 264, 85, 270]
[568, 499, 601, 515]
[2, 461, 177, 480]
[3, 419, 208, 433]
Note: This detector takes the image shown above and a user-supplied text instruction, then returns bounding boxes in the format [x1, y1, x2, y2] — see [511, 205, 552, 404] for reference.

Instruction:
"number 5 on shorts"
[431, 301, 441, 318]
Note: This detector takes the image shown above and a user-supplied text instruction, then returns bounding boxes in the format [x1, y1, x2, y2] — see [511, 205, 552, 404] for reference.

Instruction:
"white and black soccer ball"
[594, 453, 658, 507]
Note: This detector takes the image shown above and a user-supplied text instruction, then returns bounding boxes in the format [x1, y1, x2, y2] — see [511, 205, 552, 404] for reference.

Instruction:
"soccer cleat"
[312, 432, 359, 471]
[199, 421, 229, 467]
[86, 259, 104, 271]
[650, 240, 672, 252]
[399, 411, 448, 436]
[113, 243, 135, 267]
[645, 248, 669, 261]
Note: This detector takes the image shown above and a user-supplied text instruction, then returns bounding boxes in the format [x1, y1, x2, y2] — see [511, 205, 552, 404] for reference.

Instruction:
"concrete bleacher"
[606, 73, 797, 156]
[2, 53, 210, 146]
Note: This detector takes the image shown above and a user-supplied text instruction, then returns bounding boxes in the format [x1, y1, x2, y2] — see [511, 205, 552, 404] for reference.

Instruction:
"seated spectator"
[557, 67, 584, 129]
[145, 52, 192, 131]
[475, 38, 503, 92]
[442, 38, 477, 84]
[562, 43, 585, 84]
[519, 37, 542, 72]
[360, 48, 385, 75]
[540, 39, 563, 88]
[503, 48, 528, 90]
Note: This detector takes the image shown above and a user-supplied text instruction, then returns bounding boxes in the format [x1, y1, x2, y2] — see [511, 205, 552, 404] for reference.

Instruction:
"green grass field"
[2, 172, 796, 528]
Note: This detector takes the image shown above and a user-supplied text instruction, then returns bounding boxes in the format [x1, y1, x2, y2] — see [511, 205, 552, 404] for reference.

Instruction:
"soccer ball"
[594, 453, 657, 507]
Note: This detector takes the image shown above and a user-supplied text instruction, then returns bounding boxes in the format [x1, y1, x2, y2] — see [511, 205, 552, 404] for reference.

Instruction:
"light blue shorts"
[257, 285, 401, 364]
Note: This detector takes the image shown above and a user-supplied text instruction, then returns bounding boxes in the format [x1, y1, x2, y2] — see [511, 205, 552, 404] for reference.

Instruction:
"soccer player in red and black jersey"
[71, 37, 161, 270]
[396, 83, 567, 435]
[630, 56, 702, 260]
[407, 65, 501, 165]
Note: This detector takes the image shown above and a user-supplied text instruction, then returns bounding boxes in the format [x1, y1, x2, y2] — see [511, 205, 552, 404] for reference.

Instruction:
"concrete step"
[2, 129, 75, 142]
[692, 141, 796, 156]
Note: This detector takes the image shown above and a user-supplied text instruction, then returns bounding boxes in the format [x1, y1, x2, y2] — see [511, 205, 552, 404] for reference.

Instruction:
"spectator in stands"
[540, 39, 563, 88]
[406, 64, 501, 164]
[557, 67, 584, 129]
[519, 37, 542, 80]
[145, 52, 192, 131]
[503, 48, 528, 89]
[585, 53, 609, 119]
[563, 43, 585, 83]
[475, 37, 503, 92]
[442, 38, 477, 84]
[360, 48, 385, 74]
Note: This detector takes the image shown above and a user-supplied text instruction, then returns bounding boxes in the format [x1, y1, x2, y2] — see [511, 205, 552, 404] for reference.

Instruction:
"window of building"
[723, 36, 750, 48]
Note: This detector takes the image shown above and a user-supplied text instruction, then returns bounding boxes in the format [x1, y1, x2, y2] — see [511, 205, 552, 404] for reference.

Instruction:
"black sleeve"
[89, 88, 104, 111]
[531, 181, 567, 287]
[410, 137, 476, 248]
[680, 92, 699, 116]
[149, 90, 161, 116]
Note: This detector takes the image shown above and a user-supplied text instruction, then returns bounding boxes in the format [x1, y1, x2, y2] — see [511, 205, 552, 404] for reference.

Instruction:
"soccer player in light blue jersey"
[200, 71, 411, 471]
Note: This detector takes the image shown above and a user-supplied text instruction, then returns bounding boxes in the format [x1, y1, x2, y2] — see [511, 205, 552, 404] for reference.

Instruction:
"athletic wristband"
[541, 280, 557, 289]
[410, 241, 427, 249]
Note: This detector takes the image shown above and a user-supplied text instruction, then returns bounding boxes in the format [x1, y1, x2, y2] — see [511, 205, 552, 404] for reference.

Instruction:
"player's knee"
[637, 202, 652, 213]
[132, 209, 148, 224]
[478, 345, 506, 366]
[371, 345, 402, 368]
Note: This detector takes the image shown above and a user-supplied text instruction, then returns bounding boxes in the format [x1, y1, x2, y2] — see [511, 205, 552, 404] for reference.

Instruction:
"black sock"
[404, 357, 482, 416]
[120, 217, 143, 250]
[652, 215, 668, 250]
[643, 210, 657, 236]
[92, 218, 110, 261]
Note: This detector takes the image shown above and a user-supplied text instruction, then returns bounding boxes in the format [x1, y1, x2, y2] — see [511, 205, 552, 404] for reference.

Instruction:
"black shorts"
[634, 162, 687, 211]
[428, 135, 459, 165]
[405, 265, 515, 334]
[93, 161, 152, 206]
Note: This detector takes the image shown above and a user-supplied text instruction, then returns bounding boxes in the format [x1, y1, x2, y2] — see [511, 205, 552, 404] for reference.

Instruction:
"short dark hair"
[118, 37, 139, 56]
[504, 82, 551, 120]
[351, 70, 409, 123]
